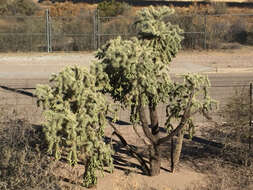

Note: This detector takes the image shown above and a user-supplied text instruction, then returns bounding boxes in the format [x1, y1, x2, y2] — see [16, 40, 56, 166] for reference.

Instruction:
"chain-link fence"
[0, 15, 46, 52]
[0, 10, 252, 52]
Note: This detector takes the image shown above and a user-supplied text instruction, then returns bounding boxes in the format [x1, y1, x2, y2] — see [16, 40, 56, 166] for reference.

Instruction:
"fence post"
[204, 14, 207, 50]
[249, 83, 252, 150]
[46, 9, 52, 53]
[93, 9, 97, 50]
[97, 9, 100, 49]
[49, 12, 52, 52]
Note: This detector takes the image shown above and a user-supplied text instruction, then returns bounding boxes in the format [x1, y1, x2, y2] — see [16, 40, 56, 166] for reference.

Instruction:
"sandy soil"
[50, 120, 206, 190]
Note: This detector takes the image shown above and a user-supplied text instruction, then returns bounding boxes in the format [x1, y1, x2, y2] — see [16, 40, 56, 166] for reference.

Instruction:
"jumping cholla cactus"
[94, 36, 171, 112]
[166, 74, 214, 134]
[94, 6, 216, 175]
[134, 6, 183, 65]
[35, 66, 113, 188]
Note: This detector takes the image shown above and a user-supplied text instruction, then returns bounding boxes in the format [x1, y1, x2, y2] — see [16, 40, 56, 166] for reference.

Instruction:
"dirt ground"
[1, 46, 253, 80]
[1, 46, 253, 190]
[51, 120, 207, 190]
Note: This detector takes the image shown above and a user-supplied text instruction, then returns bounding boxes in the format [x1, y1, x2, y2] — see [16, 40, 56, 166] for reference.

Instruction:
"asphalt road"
[1, 72, 253, 106]
[0, 71, 252, 126]
[1, 72, 252, 87]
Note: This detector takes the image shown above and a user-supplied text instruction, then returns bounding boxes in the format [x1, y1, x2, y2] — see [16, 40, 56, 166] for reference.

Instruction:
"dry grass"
[184, 160, 253, 190]
[0, 106, 61, 190]
[180, 87, 253, 190]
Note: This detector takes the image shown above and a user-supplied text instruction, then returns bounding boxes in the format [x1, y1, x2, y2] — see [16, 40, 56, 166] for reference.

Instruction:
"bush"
[97, 0, 130, 18]
[0, 0, 39, 16]
[228, 18, 248, 44]
[0, 110, 60, 190]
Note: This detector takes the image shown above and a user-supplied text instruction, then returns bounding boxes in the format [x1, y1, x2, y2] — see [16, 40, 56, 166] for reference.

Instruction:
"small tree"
[36, 66, 113, 188]
[94, 6, 215, 176]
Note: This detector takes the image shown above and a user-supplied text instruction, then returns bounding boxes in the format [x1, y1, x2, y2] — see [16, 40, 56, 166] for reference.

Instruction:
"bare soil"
[52, 121, 207, 190]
